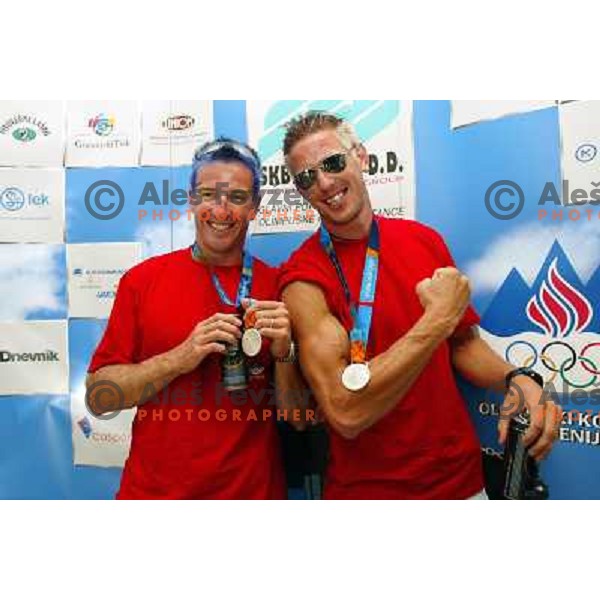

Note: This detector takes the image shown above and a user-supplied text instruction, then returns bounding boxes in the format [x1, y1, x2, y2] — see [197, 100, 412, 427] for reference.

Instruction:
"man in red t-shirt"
[86, 138, 308, 499]
[278, 111, 563, 499]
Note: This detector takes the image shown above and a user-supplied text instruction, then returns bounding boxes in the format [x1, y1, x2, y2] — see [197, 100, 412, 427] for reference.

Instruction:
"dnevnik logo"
[0, 349, 60, 363]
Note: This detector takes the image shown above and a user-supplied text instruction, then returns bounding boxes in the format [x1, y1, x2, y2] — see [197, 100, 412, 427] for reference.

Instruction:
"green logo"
[12, 127, 37, 142]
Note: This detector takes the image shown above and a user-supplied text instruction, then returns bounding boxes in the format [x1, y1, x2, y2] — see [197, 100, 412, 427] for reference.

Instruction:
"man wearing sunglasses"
[86, 138, 308, 499]
[279, 111, 562, 499]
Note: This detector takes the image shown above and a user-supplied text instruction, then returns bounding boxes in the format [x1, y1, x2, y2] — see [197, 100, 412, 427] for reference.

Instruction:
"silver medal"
[242, 328, 262, 357]
[341, 363, 371, 392]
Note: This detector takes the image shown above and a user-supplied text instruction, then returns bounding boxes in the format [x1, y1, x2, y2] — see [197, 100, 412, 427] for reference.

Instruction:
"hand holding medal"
[240, 299, 262, 357]
[192, 235, 254, 390]
[241, 298, 292, 360]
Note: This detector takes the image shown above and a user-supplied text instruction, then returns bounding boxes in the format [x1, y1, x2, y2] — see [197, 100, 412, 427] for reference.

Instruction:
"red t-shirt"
[89, 248, 286, 500]
[278, 216, 484, 499]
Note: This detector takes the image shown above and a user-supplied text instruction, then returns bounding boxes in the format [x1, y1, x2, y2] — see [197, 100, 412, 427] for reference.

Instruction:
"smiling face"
[286, 127, 371, 235]
[189, 160, 255, 264]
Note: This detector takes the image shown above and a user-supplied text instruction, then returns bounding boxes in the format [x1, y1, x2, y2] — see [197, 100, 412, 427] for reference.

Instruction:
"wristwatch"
[276, 340, 297, 363]
[505, 367, 544, 390]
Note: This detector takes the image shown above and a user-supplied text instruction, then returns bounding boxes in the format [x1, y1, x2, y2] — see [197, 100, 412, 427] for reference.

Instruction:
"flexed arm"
[282, 267, 471, 438]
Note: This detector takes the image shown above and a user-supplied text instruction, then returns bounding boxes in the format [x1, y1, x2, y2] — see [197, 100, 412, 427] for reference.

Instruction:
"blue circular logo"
[0, 187, 26, 211]
[575, 143, 597, 163]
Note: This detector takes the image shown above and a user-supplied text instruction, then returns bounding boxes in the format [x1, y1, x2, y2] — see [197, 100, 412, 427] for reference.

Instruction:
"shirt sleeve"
[277, 246, 353, 331]
[423, 226, 481, 335]
[88, 271, 140, 373]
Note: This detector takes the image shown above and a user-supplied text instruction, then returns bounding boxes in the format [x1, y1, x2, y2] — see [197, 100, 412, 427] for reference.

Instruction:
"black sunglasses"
[293, 151, 352, 191]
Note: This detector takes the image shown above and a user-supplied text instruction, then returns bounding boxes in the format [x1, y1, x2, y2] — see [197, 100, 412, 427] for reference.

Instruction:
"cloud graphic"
[0, 244, 65, 320]
[134, 220, 173, 258]
[172, 214, 197, 251]
[133, 213, 196, 259]
[466, 220, 600, 294]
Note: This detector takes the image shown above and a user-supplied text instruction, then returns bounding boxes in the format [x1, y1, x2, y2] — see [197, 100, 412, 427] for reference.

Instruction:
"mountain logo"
[480, 241, 600, 391]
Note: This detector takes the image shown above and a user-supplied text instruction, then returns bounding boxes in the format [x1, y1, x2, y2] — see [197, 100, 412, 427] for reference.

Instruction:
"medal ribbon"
[319, 219, 380, 364]
[191, 234, 253, 309]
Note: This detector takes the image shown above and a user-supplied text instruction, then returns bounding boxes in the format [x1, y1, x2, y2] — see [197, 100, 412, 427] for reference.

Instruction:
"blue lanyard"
[191, 235, 253, 308]
[319, 219, 380, 359]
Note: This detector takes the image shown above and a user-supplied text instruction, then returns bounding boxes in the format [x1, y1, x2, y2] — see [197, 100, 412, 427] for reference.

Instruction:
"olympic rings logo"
[505, 341, 600, 389]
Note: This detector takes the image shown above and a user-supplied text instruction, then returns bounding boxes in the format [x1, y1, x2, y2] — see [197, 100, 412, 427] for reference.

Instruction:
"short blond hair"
[282, 111, 361, 159]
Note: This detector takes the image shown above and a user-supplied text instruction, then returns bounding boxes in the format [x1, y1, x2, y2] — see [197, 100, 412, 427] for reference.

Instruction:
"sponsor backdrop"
[246, 101, 414, 234]
[0, 100, 598, 498]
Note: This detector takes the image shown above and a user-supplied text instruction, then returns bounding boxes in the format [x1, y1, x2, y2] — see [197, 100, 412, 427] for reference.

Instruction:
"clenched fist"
[416, 267, 471, 337]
